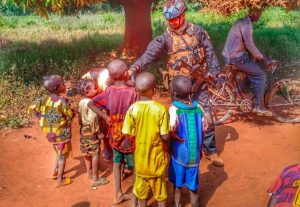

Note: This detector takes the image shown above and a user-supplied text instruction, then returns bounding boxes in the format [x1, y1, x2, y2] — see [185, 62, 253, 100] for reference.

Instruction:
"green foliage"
[0, 7, 299, 128]
[0, 76, 43, 128]
[0, 0, 32, 15]
[152, 7, 300, 63]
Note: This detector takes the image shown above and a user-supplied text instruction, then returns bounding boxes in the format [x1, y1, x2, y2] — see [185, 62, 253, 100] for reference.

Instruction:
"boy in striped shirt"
[168, 75, 208, 207]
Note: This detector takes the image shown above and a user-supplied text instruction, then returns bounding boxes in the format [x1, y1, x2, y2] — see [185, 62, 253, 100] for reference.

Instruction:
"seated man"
[222, 7, 275, 116]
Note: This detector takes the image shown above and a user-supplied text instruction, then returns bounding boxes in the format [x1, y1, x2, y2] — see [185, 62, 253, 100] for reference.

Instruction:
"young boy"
[77, 79, 109, 188]
[267, 163, 300, 207]
[88, 59, 138, 205]
[168, 75, 207, 207]
[122, 72, 170, 207]
[81, 68, 113, 162]
[28, 75, 74, 188]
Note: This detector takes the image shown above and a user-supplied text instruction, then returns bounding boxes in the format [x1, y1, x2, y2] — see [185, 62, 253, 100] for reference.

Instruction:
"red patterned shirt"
[267, 164, 300, 207]
[92, 85, 139, 153]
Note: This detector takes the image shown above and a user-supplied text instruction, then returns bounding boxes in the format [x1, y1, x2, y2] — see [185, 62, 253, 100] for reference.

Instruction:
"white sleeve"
[169, 105, 178, 131]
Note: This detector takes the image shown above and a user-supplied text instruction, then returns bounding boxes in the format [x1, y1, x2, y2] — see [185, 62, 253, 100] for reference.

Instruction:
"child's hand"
[34, 112, 41, 118]
[104, 116, 111, 126]
[173, 136, 185, 143]
[170, 131, 185, 143]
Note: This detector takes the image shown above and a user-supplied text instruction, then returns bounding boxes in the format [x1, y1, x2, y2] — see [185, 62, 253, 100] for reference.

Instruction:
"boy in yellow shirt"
[28, 75, 74, 188]
[122, 72, 170, 207]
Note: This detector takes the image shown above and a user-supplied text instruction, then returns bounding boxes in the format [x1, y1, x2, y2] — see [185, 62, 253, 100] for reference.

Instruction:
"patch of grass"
[152, 7, 300, 63]
[0, 76, 44, 129]
[0, 7, 299, 128]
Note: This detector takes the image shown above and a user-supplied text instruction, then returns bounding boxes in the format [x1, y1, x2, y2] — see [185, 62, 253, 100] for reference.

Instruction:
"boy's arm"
[161, 134, 170, 142]
[28, 96, 45, 117]
[170, 131, 185, 143]
[160, 107, 170, 142]
[169, 105, 184, 143]
[87, 101, 111, 125]
[78, 112, 83, 135]
[267, 169, 285, 207]
[122, 106, 135, 136]
[267, 195, 277, 207]
[61, 98, 74, 126]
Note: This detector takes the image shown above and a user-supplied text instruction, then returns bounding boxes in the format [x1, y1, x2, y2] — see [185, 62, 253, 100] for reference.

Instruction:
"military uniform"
[132, 22, 221, 155]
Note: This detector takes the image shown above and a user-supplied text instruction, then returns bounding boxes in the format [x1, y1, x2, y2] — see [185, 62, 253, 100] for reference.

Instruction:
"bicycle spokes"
[267, 79, 300, 123]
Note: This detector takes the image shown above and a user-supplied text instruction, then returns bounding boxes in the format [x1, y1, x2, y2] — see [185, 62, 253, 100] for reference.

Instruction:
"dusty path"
[0, 94, 299, 207]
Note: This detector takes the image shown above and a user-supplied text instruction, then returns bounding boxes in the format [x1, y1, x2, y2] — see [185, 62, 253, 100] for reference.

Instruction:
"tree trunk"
[121, 0, 153, 58]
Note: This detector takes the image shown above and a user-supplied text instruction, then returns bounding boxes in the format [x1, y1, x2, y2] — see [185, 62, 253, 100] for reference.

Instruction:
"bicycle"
[159, 60, 300, 125]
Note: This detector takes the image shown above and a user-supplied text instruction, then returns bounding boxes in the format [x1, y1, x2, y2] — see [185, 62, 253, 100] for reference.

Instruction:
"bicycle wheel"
[266, 79, 300, 123]
[209, 84, 234, 125]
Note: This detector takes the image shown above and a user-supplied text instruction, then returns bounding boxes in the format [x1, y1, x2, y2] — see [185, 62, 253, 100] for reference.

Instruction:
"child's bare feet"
[87, 170, 92, 179]
[51, 171, 58, 180]
[55, 177, 73, 188]
[91, 177, 109, 188]
[113, 193, 131, 205]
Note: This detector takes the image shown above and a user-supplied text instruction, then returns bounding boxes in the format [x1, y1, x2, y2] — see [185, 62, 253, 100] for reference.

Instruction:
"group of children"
[29, 59, 207, 207]
[28, 59, 300, 207]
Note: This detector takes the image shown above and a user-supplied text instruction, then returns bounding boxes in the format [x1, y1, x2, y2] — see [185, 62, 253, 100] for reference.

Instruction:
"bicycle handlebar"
[270, 60, 278, 75]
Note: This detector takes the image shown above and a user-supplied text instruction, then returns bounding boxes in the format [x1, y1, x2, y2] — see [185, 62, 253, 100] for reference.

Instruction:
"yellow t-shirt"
[122, 100, 169, 178]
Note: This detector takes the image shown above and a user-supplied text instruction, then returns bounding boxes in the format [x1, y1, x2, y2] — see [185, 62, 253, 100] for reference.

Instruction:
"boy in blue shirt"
[168, 75, 208, 207]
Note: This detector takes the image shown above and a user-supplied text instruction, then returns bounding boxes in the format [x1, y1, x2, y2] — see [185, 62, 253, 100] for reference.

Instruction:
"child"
[122, 72, 170, 207]
[267, 163, 300, 207]
[81, 68, 113, 162]
[88, 59, 138, 205]
[81, 68, 113, 93]
[168, 75, 207, 207]
[77, 79, 109, 188]
[28, 75, 74, 188]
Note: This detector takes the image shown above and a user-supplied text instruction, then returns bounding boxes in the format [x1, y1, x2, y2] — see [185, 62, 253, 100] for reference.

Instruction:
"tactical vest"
[167, 23, 207, 78]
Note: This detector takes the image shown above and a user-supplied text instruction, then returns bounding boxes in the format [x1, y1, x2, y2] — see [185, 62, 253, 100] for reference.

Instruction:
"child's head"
[77, 79, 98, 98]
[135, 72, 156, 97]
[171, 75, 193, 100]
[43, 75, 65, 94]
[107, 59, 129, 81]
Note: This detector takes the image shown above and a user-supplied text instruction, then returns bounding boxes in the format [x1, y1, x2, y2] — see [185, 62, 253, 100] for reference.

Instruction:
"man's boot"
[252, 105, 273, 116]
[205, 153, 224, 167]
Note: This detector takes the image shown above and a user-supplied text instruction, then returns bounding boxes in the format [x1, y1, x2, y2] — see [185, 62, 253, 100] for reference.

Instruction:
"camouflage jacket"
[132, 22, 221, 76]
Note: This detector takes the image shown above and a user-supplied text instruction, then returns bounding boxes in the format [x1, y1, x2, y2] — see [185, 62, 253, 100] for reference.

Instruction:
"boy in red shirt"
[88, 59, 138, 206]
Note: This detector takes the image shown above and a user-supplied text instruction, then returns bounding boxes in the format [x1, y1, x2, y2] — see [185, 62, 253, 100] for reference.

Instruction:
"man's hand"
[206, 72, 217, 80]
[128, 65, 140, 83]
[264, 57, 276, 70]
[129, 65, 140, 76]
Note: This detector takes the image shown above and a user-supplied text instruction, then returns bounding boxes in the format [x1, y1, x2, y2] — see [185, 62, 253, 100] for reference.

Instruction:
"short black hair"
[135, 72, 156, 93]
[77, 79, 96, 96]
[108, 59, 128, 80]
[171, 75, 192, 96]
[43, 75, 63, 93]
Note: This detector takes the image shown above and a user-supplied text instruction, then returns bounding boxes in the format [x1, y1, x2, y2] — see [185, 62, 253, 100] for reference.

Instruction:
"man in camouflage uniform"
[130, 0, 224, 167]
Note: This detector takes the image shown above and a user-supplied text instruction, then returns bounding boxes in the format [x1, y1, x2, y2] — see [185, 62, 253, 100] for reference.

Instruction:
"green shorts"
[112, 149, 134, 168]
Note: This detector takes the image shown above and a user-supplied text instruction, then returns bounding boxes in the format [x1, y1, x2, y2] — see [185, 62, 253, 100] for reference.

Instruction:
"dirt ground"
[0, 94, 299, 207]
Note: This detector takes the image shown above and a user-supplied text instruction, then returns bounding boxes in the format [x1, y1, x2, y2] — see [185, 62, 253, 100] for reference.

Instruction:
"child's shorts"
[53, 141, 72, 159]
[133, 174, 167, 201]
[168, 157, 199, 192]
[112, 149, 134, 168]
[80, 135, 100, 156]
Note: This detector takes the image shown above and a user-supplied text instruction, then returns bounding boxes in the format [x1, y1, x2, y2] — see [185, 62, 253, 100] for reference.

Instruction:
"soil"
[0, 93, 299, 207]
